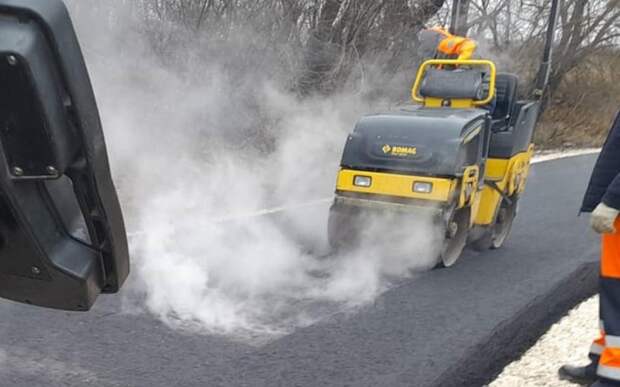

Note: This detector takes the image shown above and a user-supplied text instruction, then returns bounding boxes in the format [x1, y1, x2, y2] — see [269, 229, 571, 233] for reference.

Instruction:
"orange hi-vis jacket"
[430, 27, 478, 61]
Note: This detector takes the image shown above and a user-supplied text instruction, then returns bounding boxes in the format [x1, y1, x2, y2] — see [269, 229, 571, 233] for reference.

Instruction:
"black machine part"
[420, 68, 485, 100]
[492, 73, 519, 124]
[470, 197, 519, 251]
[0, 0, 129, 311]
[439, 206, 469, 267]
[340, 108, 489, 176]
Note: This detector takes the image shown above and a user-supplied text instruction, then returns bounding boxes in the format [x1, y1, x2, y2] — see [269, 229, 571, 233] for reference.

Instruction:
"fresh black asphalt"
[0, 154, 600, 387]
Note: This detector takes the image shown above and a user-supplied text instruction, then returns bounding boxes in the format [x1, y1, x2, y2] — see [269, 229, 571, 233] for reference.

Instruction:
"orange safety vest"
[429, 27, 477, 61]
[602, 219, 620, 279]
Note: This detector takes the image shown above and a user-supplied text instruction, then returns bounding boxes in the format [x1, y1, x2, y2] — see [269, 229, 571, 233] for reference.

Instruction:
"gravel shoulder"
[491, 296, 598, 387]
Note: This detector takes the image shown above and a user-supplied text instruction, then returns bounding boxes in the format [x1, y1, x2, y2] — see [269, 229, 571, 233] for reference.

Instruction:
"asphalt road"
[0, 154, 600, 387]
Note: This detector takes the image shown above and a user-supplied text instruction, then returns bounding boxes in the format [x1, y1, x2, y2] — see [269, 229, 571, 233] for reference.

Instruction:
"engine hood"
[340, 106, 488, 176]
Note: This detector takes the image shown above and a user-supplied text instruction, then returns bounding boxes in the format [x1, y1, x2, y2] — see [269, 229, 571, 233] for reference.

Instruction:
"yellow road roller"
[328, 59, 540, 267]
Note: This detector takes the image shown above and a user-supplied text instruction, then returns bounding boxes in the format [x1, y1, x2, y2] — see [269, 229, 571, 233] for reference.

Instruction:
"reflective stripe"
[592, 343, 605, 355]
[607, 335, 620, 348]
[599, 364, 620, 381]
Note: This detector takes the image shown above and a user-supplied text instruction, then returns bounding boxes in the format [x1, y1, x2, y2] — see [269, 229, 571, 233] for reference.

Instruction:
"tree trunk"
[297, 0, 345, 95]
[450, 0, 471, 36]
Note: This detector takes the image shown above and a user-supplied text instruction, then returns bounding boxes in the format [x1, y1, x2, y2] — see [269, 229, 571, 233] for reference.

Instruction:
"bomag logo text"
[382, 144, 417, 157]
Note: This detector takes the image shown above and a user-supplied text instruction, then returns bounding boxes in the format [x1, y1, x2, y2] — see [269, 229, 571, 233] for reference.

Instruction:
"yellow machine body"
[474, 147, 534, 225]
[334, 144, 533, 228]
[336, 170, 457, 203]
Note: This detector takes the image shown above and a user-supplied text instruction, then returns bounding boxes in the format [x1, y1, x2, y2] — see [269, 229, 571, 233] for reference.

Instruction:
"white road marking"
[531, 148, 600, 164]
[206, 198, 334, 223]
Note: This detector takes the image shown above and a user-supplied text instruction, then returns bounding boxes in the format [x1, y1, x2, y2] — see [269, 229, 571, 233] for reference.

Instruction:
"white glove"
[591, 202, 620, 234]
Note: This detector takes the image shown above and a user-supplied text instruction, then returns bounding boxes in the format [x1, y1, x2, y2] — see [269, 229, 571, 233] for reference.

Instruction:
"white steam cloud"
[65, 1, 439, 337]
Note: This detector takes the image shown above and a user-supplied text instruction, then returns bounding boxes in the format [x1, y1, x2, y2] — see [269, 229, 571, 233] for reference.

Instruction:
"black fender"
[0, 0, 129, 310]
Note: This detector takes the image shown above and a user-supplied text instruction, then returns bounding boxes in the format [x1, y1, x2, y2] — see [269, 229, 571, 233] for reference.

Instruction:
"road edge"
[432, 261, 598, 387]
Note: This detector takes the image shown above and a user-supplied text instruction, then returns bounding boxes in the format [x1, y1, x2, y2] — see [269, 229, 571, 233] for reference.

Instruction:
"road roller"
[328, 59, 541, 267]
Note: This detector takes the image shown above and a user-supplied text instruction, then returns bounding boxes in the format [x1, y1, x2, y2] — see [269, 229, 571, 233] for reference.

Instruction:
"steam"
[65, 1, 439, 337]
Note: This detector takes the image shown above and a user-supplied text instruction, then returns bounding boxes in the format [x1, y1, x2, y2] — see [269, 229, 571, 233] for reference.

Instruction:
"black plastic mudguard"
[0, 0, 129, 310]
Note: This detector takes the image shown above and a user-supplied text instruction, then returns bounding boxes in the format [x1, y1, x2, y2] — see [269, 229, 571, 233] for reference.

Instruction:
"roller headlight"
[353, 175, 372, 188]
[413, 181, 433, 194]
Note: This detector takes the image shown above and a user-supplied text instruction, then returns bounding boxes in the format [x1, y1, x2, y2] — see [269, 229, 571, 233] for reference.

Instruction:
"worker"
[560, 111, 620, 387]
[416, 27, 496, 113]
[417, 26, 478, 62]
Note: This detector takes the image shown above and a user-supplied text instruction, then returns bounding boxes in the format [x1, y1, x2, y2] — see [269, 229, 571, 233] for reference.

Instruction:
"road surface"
[0, 154, 600, 387]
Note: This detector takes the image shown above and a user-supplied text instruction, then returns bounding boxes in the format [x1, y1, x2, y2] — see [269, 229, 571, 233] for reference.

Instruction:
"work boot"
[559, 363, 597, 385]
